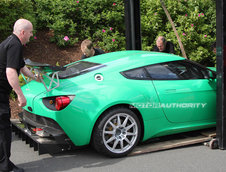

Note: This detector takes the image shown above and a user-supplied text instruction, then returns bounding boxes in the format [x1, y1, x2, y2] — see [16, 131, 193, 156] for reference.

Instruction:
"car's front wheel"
[92, 107, 141, 158]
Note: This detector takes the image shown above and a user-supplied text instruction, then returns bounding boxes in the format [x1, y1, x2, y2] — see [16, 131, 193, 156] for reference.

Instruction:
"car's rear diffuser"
[11, 119, 73, 155]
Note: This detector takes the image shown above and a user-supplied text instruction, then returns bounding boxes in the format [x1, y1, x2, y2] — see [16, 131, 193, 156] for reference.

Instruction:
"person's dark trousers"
[0, 92, 12, 171]
[0, 127, 12, 171]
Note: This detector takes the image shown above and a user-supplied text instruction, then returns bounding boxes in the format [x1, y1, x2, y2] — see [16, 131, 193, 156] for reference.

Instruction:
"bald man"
[0, 19, 39, 172]
[153, 36, 175, 54]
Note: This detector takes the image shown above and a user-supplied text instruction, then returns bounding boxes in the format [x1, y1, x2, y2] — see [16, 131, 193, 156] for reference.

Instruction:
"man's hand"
[6, 68, 27, 107]
[34, 74, 43, 82]
[17, 93, 27, 107]
[20, 66, 43, 82]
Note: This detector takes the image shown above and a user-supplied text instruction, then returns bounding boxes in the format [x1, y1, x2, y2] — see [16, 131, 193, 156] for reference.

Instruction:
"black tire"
[92, 107, 141, 158]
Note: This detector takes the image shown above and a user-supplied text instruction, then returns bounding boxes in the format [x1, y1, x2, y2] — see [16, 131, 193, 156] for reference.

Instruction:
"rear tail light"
[55, 96, 71, 111]
[43, 95, 74, 111]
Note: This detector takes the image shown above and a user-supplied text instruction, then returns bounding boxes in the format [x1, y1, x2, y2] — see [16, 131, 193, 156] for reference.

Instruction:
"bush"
[0, 0, 36, 42]
[34, 0, 125, 50]
[141, 0, 216, 66]
[34, 0, 80, 46]
[78, 0, 125, 51]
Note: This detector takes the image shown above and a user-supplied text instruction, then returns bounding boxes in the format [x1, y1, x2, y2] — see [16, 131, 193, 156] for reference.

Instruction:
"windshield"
[58, 61, 105, 79]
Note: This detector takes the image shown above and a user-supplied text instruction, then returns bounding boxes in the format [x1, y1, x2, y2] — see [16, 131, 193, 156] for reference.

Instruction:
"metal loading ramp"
[11, 119, 216, 156]
[129, 128, 216, 156]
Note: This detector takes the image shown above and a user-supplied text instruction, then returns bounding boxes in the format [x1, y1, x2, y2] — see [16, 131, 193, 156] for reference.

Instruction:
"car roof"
[83, 50, 185, 70]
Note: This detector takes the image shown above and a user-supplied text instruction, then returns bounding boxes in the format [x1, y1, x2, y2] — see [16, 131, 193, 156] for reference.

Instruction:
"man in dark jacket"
[153, 36, 175, 54]
[80, 39, 104, 59]
[0, 19, 39, 172]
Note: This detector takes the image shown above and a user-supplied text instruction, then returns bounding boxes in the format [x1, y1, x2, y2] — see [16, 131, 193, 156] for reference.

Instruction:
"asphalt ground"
[10, 133, 226, 172]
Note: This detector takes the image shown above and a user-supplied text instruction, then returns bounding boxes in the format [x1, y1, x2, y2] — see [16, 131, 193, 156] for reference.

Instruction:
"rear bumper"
[19, 110, 66, 140]
[11, 110, 75, 155]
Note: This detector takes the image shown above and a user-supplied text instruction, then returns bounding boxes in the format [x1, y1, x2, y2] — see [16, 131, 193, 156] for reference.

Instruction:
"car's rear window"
[58, 61, 105, 79]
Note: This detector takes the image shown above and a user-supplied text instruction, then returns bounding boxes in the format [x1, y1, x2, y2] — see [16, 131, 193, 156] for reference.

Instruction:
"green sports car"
[20, 50, 216, 157]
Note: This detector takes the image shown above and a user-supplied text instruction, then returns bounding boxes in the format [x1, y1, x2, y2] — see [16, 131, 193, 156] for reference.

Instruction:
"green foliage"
[19, 74, 26, 86]
[33, 0, 77, 46]
[141, 0, 216, 66]
[78, 0, 125, 52]
[0, 0, 36, 42]
[93, 29, 126, 52]
[34, 0, 81, 46]
[34, 0, 125, 49]
[10, 91, 17, 101]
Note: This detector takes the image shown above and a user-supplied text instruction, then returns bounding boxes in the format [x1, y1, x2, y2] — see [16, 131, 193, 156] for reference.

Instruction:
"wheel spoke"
[113, 139, 119, 149]
[120, 140, 124, 149]
[122, 116, 129, 127]
[106, 136, 116, 144]
[117, 115, 121, 126]
[127, 131, 136, 136]
[125, 123, 135, 131]
[104, 130, 115, 135]
[124, 137, 132, 145]
[109, 121, 117, 129]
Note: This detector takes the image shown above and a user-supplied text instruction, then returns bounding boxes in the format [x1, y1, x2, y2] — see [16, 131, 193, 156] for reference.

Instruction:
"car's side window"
[145, 64, 179, 79]
[166, 61, 209, 79]
[145, 60, 212, 80]
[122, 67, 150, 80]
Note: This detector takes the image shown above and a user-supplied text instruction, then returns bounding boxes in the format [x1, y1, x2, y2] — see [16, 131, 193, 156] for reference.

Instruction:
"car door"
[145, 60, 216, 123]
